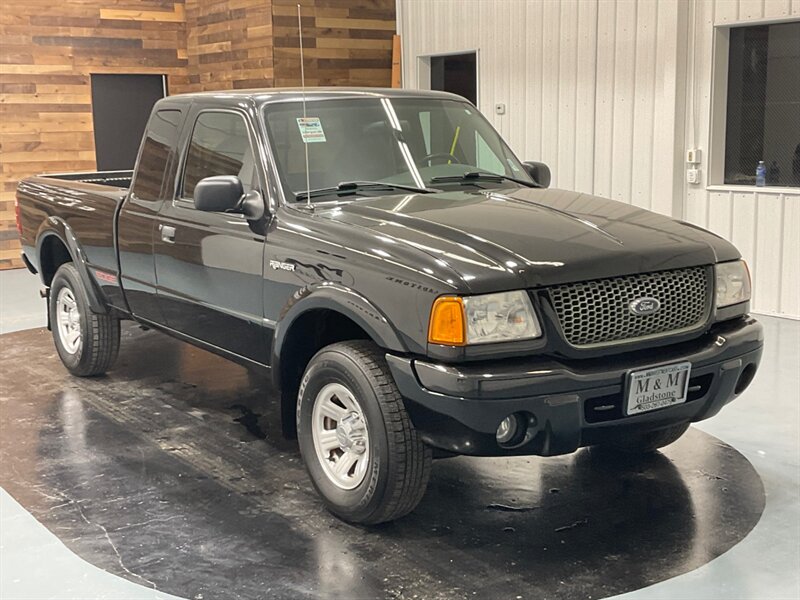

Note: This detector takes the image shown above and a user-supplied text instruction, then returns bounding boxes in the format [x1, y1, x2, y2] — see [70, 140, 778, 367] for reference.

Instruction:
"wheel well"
[40, 236, 72, 286]
[279, 309, 371, 438]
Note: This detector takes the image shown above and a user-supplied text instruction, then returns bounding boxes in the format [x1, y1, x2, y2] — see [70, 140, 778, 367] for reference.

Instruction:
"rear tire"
[50, 263, 120, 377]
[297, 340, 431, 525]
[601, 423, 690, 454]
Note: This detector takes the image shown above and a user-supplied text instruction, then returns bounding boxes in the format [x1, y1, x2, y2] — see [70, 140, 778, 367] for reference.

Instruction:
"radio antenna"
[298, 3, 311, 207]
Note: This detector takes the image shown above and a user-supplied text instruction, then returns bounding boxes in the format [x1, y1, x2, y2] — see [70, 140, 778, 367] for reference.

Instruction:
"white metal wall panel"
[398, 0, 800, 317]
[684, 0, 800, 317]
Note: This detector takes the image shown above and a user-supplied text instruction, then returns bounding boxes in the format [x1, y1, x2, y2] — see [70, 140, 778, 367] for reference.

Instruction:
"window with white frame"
[723, 21, 800, 187]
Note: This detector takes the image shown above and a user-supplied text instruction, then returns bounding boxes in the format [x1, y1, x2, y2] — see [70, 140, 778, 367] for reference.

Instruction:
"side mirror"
[522, 161, 551, 188]
[193, 175, 244, 212]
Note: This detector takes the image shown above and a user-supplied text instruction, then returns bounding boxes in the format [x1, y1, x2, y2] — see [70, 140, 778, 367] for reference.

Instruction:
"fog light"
[496, 415, 519, 445]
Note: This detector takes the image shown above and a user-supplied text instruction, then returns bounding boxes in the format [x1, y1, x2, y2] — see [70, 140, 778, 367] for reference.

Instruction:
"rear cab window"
[130, 109, 182, 204]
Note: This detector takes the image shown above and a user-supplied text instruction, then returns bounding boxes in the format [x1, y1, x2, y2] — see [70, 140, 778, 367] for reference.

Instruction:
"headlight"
[715, 260, 751, 308]
[428, 291, 541, 345]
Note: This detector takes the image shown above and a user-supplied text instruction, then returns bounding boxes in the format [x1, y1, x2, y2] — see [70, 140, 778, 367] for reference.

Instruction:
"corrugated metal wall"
[682, 0, 800, 318]
[398, 0, 800, 318]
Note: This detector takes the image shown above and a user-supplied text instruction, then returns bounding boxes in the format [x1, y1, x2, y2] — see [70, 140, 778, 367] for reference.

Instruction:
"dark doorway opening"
[91, 74, 166, 171]
[430, 53, 477, 105]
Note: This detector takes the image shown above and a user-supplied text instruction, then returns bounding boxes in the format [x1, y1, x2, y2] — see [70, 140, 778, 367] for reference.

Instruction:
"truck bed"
[38, 170, 133, 189]
[16, 170, 132, 289]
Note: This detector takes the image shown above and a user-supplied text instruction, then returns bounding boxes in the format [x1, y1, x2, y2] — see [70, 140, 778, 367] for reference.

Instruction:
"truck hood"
[315, 187, 739, 292]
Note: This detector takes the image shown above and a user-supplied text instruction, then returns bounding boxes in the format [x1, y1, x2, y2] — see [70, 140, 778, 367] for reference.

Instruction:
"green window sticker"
[296, 117, 326, 143]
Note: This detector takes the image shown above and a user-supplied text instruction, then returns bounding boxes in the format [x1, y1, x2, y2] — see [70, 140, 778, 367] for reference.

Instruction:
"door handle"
[159, 224, 176, 243]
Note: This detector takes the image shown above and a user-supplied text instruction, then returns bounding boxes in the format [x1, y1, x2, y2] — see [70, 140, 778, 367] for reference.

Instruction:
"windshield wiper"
[430, 171, 541, 188]
[296, 180, 439, 201]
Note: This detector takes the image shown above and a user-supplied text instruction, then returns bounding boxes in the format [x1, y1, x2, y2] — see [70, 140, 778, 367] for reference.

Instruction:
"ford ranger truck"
[16, 89, 764, 525]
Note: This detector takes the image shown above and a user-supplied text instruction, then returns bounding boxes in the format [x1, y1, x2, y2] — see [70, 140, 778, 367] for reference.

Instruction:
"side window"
[130, 109, 181, 202]
[182, 111, 259, 199]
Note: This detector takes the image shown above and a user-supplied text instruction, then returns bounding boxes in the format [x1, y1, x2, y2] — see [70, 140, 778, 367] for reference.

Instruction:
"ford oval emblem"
[629, 297, 661, 316]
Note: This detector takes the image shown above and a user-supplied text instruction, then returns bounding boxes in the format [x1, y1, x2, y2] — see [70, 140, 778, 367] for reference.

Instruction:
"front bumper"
[387, 317, 764, 456]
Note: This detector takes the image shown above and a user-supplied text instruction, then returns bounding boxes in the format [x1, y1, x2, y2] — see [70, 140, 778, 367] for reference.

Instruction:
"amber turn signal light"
[428, 296, 466, 346]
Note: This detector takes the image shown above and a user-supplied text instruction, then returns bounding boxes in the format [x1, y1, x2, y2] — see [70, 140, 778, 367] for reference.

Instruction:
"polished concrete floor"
[0, 269, 798, 599]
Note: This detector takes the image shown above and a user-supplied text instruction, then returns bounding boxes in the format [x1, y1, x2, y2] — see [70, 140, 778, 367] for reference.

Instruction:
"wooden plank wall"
[0, 0, 396, 270]
[272, 0, 395, 87]
[184, 0, 274, 90]
[0, 0, 190, 270]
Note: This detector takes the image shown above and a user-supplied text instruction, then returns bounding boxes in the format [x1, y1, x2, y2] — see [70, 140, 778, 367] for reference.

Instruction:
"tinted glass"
[182, 112, 259, 198]
[130, 109, 181, 202]
[725, 22, 800, 187]
[263, 97, 530, 201]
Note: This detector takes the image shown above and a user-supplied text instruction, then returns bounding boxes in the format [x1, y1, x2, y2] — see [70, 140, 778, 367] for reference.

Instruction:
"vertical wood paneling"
[398, 0, 800, 315]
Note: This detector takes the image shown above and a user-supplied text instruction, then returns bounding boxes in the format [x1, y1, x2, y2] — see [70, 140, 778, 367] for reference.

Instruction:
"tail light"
[14, 197, 22, 238]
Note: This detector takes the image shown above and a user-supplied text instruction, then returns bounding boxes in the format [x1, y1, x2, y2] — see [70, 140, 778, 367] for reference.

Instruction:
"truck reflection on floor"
[0, 323, 765, 600]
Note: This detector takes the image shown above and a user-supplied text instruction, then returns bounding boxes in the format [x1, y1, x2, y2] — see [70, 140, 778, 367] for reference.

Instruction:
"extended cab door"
[118, 107, 184, 323]
[153, 107, 268, 363]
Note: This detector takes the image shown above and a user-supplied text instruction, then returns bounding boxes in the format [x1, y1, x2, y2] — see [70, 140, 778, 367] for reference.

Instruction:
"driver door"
[153, 107, 268, 363]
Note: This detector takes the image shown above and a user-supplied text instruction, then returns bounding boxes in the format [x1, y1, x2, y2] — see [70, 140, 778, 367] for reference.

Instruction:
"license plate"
[626, 362, 692, 415]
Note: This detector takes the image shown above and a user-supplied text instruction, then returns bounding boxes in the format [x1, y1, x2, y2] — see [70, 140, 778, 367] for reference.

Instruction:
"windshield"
[262, 97, 533, 201]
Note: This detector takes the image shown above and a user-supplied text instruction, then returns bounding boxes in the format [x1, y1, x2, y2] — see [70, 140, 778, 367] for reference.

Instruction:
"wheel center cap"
[336, 412, 367, 455]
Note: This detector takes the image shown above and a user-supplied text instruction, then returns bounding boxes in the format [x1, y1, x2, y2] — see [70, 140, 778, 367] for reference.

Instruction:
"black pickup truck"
[16, 88, 763, 524]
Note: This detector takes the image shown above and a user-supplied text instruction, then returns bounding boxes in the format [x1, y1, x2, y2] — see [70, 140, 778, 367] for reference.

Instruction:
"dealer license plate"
[626, 362, 692, 415]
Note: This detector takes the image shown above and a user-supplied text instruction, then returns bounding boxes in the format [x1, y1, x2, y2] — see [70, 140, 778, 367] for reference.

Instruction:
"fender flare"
[271, 282, 407, 389]
[36, 220, 107, 314]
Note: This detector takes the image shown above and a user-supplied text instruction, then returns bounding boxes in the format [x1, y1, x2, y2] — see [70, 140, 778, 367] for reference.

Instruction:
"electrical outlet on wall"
[686, 168, 701, 184]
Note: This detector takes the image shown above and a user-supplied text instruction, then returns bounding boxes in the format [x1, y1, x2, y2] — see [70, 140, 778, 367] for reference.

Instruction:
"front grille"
[548, 266, 710, 347]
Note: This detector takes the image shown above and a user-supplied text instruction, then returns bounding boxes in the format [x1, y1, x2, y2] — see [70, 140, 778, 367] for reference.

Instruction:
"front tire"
[297, 341, 431, 525]
[601, 423, 690, 454]
[50, 263, 120, 377]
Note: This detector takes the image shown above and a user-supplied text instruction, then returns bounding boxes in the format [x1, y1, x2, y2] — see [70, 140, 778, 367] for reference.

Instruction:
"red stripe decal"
[95, 270, 117, 284]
